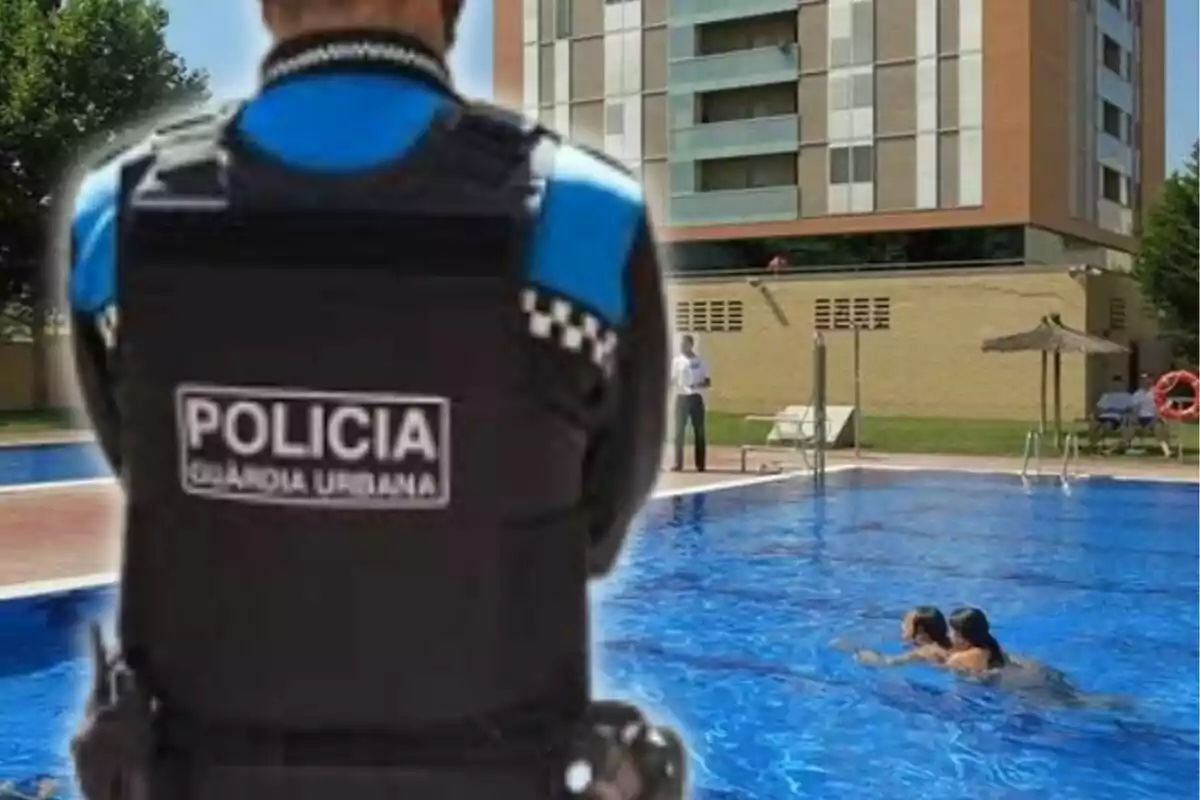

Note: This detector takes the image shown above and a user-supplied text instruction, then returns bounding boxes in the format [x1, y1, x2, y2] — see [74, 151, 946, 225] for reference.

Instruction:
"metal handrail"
[1059, 433, 1081, 490]
[1020, 429, 1043, 487]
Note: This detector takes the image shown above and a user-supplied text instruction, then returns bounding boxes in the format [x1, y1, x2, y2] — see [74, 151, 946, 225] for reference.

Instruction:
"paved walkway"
[0, 442, 1192, 593]
[664, 445, 1198, 482]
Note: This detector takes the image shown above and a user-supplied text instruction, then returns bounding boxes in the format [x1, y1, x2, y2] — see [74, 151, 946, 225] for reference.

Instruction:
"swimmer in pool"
[945, 606, 1008, 674]
[855, 606, 953, 666]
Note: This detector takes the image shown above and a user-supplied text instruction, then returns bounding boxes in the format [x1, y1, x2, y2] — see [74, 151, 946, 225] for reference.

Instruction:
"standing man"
[672, 334, 710, 472]
[62, 1, 685, 798]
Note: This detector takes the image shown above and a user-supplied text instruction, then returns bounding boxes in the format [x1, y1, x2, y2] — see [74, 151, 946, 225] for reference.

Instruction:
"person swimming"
[945, 606, 1008, 674]
[856, 606, 953, 666]
[854, 606, 1133, 710]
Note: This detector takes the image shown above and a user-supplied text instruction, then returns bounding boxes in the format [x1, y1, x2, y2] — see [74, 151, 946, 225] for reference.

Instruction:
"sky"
[164, 0, 1197, 171]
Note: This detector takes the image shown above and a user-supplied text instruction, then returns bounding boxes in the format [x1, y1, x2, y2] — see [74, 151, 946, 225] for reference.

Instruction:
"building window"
[831, 0, 875, 67]
[852, 145, 874, 183]
[1101, 166, 1123, 203]
[814, 297, 891, 331]
[1102, 101, 1122, 139]
[830, 148, 850, 184]
[830, 73, 873, 110]
[699, 154, 796, 191]
[1109, 298, 1127, 331]
[554, 0, 572, 38]
[829, 145, 874, 185]
[1101, 35, 1122, 75]
[675, 300, 744, 333]
[747, 157, 788, 188]
[605, 102, 624, 135]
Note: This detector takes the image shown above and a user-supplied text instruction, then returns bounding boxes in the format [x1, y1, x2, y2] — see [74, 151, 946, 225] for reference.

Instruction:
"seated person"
[1127, 373, 1173, 456]
[856, 606, 953, 666]
[1087, 380, 1133, 449]
[945, 606, 1008, 674]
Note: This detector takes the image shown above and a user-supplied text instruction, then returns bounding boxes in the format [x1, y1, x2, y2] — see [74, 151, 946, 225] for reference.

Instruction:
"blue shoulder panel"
[528, 145, 644, 325]
[69, 143, 150, 314]
[72, 74, 644, 328]
[70, 74, 447, 314]
[236, 74, 447, 172]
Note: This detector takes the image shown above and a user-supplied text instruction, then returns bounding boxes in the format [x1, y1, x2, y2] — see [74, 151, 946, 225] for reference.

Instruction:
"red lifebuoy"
[1152, 370, 1200, 422]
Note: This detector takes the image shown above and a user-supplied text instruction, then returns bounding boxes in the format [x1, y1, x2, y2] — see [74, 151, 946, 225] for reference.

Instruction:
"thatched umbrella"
[982, 314, 1129, 446]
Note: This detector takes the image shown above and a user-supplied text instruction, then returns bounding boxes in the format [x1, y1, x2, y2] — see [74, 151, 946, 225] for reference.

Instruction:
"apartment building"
[493, 0, 1168, 419]
[495, 0, 1163, 269]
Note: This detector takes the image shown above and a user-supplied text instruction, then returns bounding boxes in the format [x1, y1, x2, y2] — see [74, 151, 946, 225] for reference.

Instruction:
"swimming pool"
[0, 443, 107, 489]
[1, 461, 1197, 799]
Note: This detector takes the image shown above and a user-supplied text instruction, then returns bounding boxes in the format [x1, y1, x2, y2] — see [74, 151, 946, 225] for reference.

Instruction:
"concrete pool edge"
[1, 461, 1193, 602]
[0, 432, 93, 449]
[0, 466, 843, 602]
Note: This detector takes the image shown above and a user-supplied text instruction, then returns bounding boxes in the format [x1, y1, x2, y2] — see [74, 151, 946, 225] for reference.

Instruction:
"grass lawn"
[698, 410, 1200, 461]
[0, 407, 1196, 462]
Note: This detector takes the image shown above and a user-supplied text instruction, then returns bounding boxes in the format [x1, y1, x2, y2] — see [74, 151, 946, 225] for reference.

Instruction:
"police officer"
[64, 1, 684, 798]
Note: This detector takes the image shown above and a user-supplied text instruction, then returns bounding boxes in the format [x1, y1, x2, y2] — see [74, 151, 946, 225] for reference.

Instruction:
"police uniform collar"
[260, 29, 453, 95]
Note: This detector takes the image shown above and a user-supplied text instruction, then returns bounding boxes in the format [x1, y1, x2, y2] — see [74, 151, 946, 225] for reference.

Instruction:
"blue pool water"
[0, 450, 1197, 799]
[0, 443, 108, 488]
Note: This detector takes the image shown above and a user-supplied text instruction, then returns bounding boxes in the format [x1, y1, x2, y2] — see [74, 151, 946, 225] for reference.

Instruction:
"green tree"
[1134, 141, 1200, 364]
[0, 0, 207, 402]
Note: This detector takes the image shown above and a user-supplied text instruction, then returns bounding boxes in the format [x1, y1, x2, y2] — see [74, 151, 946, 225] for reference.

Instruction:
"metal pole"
[1053, 351, 1062, 450]
[853, 324, 862, 459]
[812, 332, 828, 490]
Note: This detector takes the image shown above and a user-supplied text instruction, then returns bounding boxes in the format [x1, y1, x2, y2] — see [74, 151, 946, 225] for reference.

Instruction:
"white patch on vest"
[175, 384, 450, 509]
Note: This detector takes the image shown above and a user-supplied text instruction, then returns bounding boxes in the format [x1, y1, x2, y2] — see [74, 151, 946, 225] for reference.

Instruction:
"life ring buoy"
[1152, 370, 1200, 422]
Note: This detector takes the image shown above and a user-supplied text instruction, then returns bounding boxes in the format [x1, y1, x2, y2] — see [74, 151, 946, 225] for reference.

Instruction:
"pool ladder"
[1021, 430, 1081, 492]
[1020, 430, 1043, 488]
[1059, 432, 1081, 493]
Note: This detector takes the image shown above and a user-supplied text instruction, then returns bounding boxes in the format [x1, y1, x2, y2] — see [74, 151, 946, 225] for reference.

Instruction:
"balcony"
[1098, 198, 1134, 236]
[668, 44, 800, 95]
[1097, 67, 1133, 111]
[668, 186, 799, 226]
[671, 115, 800, 161]
[1097, 1, 1135, 50]
[1097, 131, 1132, 172]
[669, 0, 800, 26]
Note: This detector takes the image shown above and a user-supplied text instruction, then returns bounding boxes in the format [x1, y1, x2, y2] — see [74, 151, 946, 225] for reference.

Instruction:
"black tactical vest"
[112, 101, 608, 745]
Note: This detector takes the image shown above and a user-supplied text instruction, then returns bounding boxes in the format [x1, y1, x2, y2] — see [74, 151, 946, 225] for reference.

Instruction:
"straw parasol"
[981, 314, 1129, 445]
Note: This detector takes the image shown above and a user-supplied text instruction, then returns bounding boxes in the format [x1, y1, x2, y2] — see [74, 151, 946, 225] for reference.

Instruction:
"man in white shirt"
[1129, 372, 1173, 456]
[671, 334, 711, 472]
[1129, 373, 1159, 423]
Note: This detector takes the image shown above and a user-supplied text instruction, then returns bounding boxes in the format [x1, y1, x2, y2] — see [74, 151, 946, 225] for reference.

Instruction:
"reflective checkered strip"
[520, 287, 619, 374]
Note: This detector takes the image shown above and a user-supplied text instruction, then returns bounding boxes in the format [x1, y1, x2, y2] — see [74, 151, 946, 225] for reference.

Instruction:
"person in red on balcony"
[767, 254, 787, 275]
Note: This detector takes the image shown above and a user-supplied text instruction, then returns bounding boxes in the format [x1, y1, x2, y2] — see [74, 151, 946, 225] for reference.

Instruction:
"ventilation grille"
[1109, 297, 1127, 331]
[675, 300, 745, 333]
[814, 297, 891, 331]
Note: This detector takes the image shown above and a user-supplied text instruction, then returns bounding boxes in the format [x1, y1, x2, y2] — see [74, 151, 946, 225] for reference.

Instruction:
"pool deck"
[0, 443, 1193, 595]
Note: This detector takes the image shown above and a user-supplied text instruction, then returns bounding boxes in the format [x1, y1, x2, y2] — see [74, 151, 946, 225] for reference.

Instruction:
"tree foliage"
[1134, 141, 1200, 364]
[0, 0, 208, 337]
